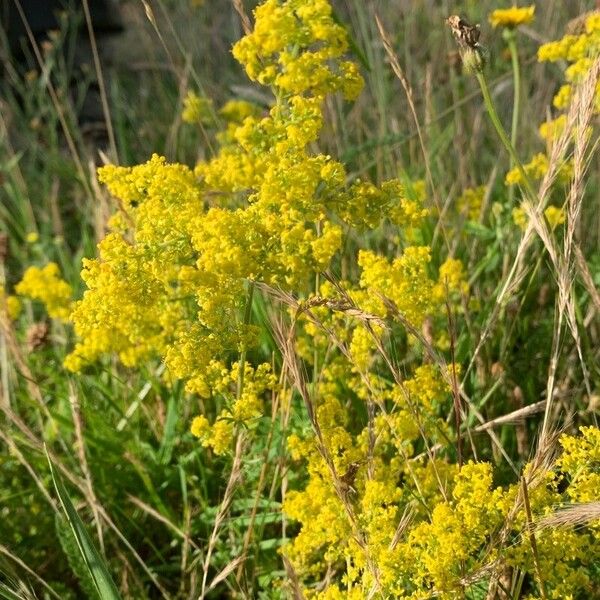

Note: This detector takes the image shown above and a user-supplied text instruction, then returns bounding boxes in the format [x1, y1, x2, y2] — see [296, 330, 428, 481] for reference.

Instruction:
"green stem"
[237, 281, 255, 401]
[521, 477, 549, 600]
[506, 32, 521, 205]
[475, 71, 536, 203]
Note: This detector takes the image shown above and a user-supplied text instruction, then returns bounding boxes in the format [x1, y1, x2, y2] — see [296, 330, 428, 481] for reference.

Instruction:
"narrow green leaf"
[0, 584, 24, 600]
[45, 447, 122, 600]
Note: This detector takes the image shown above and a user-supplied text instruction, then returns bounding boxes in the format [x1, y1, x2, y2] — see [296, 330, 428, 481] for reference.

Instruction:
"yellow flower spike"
[489, 5, 535, 29]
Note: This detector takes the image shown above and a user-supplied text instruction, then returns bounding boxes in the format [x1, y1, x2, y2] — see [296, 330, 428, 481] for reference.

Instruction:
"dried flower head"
[26, 321, 50, 352]
[446, 15, 488, 73]
[446, 15, 481, 49]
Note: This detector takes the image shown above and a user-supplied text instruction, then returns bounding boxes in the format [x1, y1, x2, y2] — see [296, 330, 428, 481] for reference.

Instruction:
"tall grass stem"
[506, 32, 521, 205]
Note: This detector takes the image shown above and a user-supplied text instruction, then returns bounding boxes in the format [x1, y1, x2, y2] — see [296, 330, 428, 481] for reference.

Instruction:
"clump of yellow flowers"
[11, 1, 599, 597]
[285, 426, 600, 598]
[61, 0, 433, 445]
[15, 263, 72, 320]
[181, 90, 214, 125]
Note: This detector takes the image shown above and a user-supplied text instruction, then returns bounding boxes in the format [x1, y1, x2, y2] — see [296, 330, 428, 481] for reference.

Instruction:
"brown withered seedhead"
[27, 321, 50, 352]
[339, 461, 362, 497]
[446, 15, 481, 49]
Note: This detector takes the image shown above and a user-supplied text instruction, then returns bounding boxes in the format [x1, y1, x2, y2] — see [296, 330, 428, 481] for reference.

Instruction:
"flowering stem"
[237, 281, 255, 400]
[475, 71, 536, 203]
[521, 476, 549, 600]
[506, 31, 521, 205]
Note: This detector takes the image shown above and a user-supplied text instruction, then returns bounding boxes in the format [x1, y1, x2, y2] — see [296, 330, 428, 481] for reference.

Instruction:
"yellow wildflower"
[538, 115, 567, 143]
[433, 257, 470, 301]
[489, 5, 535, 29]
[190, 415, 210, 438]
[15, 263, 72, 320]
[512, 204, 566, 231]
[219, 99, 262, 123]
[544, 205, 566, 229]
[6, 295, 21, 320]
[457, 185, 486, 221]
[505, 152, 548, 185]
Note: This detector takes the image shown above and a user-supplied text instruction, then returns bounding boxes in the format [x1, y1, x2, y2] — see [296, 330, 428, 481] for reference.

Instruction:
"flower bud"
[462, 46, 488, 74]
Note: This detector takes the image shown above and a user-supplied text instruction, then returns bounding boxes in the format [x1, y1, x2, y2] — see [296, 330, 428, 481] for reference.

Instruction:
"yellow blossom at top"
[232, 0, 363, 99]
[489, 5, 535, 29]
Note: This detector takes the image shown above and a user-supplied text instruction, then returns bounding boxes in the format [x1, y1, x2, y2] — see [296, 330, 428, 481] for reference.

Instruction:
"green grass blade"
[45, 448, 122, 600]
[0, 584, 24, 600]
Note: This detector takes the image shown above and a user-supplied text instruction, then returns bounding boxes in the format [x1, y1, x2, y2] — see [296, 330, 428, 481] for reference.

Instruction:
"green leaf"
[46, 447, 122, 600]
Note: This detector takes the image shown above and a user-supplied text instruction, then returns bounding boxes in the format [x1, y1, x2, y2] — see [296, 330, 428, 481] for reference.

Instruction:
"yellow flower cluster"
[231, 0, 363, 99]
[505, 152, 548, 185]
[218, 99, 262, 123]
[0, 288, 22, 320]
[283, 359, 459, 595]
[15, 263, 72, 320]
[358, 247, 434, 327]
[557, 426, 600, 504]
[538, 12, 600, 111]
[284, 423, 600, 598]
[181, 90, 213, 124]
[504, 11, 599, 201]
[512, 204, 566, 230]
[457, 185, 486, 221]
[66, 0, 431, 458]
[489, 5, 535, 29]
[190, 361, 277, 455]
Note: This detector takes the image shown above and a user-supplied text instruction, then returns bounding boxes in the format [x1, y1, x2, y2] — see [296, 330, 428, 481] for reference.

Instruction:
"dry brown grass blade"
[235, 363, 282, 584]
[81, 0, 118, 161]
[375, 14, 449, 251]
[0, 323, 171, 596]
[127, 495, 203, 553]
[536, 502, 600, 529]
[199, 431, 246, 599]
[10, 0, 94, 201]
[0, 427, 57, 510]
[269, 311, 385, 594]
[206, 555, 246, 594]
[474, 400, 546, 432]
[0, 544, 62, 600]
[231, 0, 252, 35]
[282, 555, 305, 600]
[574, 245, 600, 314]
[540, 58, 600, 439]
[464, 58, 600, 435]
[68, 381, 105, 553]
